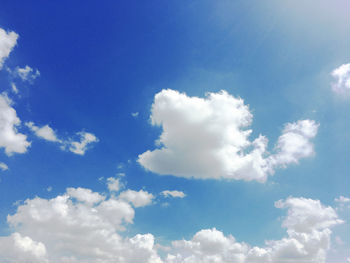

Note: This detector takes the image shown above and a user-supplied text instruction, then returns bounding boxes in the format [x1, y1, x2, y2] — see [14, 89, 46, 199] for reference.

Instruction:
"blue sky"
[0, 1, 350, 262]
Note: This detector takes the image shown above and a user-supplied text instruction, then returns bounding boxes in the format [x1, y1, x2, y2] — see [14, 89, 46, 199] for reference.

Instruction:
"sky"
[0, 0, 350, 262]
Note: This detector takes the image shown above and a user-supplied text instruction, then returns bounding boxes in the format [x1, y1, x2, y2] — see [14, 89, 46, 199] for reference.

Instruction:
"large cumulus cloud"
[138, 89, 318, 182]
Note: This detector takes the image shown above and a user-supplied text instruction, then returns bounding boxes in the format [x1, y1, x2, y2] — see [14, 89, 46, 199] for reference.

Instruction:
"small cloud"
[26, 122, 61, 142]
[0, 162, 8, 171]
[26, 121, 98, 155]
[160, 190, 186, 199]
[107, 177, 123, 192]
[13, 65, 40, 83]
[131, 112, 139, 118]
[331, 63, 350, 95]
[68, 132, 99, 155]
[10, 82, 18, 94]
[47, 186, 52, 192]
[335, 196, 350, 203]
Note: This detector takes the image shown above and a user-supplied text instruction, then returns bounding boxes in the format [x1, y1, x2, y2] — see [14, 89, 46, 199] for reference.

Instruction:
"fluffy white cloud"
[165, 197, 343, 263]
[66, 187, 105, 205]
[0, 28, 18, 69]
[268, 120, 319, 170]
[118, 189, 154, 208]
[0, 233, 48, 263]
[26, 122, 60, 142]
[13, 65, 40, 82]
[0, 184, 344, 263]
[161, 190, 186, 199]
[0, 162, 9, 171]
[331, 63, 350, 95]
[2, 186, 162, 263]
[68, 132, 99, 155]
[138, 90, 318, 182]
[0, 94, 30, 155]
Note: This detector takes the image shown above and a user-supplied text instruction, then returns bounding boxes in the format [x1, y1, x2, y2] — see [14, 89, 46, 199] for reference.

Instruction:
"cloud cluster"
[331, 63, 350, 95]
[138, 90, 318, 182]
[0, 187, 342, 263]
[26, 122, 98, 155]
[0, 185, 161, 263]
[0, 28, 18, 69]
[0, 27, 97, 168]
[165, 197, 343, 263]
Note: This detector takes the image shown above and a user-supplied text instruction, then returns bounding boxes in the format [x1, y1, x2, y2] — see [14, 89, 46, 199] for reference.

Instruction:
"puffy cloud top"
[139, 89, 318, 182]
[166, 197, 343, 263]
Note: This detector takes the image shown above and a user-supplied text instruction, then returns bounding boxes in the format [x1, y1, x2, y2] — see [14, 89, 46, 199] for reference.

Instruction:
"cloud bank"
[0, 185, 342, 263]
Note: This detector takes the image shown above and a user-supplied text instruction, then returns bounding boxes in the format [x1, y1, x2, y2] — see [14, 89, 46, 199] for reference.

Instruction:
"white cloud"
[107, 177, 122, 192]
[1, 186, 162, 263]
[0, 185, 344, 263]
[26, 122, 60, 142]
[11, 82, 18, 94]
[335, 196, 350, 203]
[331, 63, 350, 95]
[66, 187, 105, 205]
[26, 122, 98, 155]
[165, 197, 343, 263]
[68, 132, 99, 155]
[0, 162, 9, 171]
[161, 190, 186, 199]
[275, 197, 343, 234]
[13, 65, 40, 82]
[138, 89, 318, 182]
[0, 233, 48, 263]
[118, 189, 154, 208]
[268, 120, 319, 170]
[0, 94, 31, 155]
[0, 28, 18, 69]
[131, 112, 139, 118]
